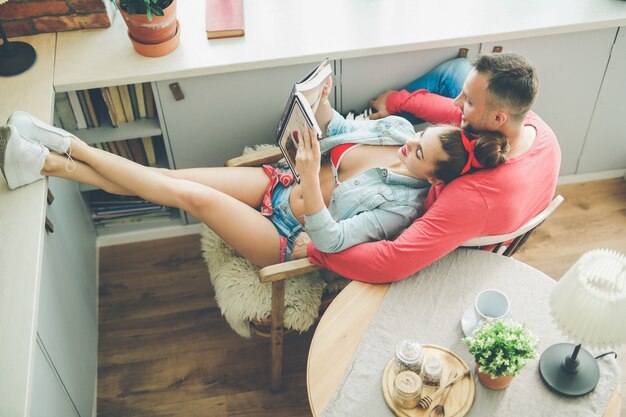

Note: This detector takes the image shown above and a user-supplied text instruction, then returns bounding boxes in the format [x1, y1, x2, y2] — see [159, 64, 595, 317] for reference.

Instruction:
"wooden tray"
[382, 344, 475, 417]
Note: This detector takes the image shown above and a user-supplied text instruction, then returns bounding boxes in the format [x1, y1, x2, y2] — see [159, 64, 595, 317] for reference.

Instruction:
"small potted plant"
[115, 0, 180, 57]
[463, 319, 539, 390]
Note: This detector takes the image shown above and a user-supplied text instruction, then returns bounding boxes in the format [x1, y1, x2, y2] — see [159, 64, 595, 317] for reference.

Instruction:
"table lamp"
[539, 248, 626, 397]
[0, 0, 37, 76]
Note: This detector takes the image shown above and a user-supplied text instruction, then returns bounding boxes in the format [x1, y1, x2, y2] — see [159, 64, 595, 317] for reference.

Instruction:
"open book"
[276, 59, 333, 182]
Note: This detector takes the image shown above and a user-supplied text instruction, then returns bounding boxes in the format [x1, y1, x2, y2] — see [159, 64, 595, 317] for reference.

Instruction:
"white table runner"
[320, 249, 620, 417]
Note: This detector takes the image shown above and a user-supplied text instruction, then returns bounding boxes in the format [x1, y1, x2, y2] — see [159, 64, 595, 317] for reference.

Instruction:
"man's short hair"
[473, 53, 538, 121]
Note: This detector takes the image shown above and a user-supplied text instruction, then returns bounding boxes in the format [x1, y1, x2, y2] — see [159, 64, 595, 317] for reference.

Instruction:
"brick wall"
[0, 0, 111, 37]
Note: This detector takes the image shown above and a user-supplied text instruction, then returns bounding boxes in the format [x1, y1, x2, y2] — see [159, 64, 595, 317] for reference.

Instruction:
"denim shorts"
[268, 181, 303, 262]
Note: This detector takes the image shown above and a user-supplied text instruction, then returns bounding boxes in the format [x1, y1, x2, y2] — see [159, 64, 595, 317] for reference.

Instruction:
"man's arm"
[307, 182, 488, 282]
[370, 89, 462, 126]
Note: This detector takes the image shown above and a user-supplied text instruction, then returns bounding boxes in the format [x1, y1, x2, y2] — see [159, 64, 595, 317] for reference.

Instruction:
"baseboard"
[557, 169, 625, 185]
[96, 223, 204, 247]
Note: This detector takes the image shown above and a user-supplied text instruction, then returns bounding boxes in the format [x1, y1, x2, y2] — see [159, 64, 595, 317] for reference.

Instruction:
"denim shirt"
[302, 110, 431, 253]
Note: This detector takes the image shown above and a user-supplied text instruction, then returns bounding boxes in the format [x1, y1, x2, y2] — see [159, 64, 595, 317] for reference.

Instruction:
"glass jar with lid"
[422, 356, 443, 386]
[395, 339, 424, 374]
[392, 371, 423, 409]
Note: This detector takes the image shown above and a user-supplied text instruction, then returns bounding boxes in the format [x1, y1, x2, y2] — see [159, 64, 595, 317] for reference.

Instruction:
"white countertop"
[0, 34, 56, 417]
[2, 2, 626, 416]
[55, 0, 626, 92]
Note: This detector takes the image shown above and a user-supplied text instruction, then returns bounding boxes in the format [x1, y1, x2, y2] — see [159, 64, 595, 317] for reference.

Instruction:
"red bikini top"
[330, 143, 358, 169]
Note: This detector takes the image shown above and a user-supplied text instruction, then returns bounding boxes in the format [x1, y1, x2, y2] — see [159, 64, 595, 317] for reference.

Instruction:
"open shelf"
[69, 118, 162, 145]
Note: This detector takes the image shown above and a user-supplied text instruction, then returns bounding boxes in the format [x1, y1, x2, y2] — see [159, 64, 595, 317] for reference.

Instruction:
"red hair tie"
[460, 130, 484, 175]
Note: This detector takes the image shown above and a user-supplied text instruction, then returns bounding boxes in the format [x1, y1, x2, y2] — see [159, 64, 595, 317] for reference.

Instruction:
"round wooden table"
[307, 260, 620, 416]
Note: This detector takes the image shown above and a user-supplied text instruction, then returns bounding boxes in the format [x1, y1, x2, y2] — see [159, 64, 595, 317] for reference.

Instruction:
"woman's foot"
[7, 111, 72, 154]
[0, 125, 48, 189]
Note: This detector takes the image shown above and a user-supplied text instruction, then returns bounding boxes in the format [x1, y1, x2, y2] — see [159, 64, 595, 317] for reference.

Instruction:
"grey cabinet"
[482, 28, 616, 175]
[31, 339, 80, 417]
[339, 45, 480, 114]
[578, 26, 626, 173]
[156, 61, 338, 170]
[34, 178, 97, 417]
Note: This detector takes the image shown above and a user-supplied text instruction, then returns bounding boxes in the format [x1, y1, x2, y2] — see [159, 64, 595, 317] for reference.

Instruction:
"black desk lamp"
[0, 1, 37, 76]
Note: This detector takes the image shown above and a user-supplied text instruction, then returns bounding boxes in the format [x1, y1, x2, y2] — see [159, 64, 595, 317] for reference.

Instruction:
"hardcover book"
[276, 59, 332, 183]
[205, 0, 244, 39]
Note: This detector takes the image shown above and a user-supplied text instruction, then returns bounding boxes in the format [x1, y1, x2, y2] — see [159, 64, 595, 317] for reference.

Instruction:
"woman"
[0, 79, 507, 267]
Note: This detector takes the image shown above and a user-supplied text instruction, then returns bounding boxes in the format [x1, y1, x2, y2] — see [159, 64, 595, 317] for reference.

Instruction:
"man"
[292, 52, 561, 282]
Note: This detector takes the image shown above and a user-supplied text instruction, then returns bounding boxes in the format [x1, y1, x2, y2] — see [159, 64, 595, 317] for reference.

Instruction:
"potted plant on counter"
[116, 0, 180, 57]
[463, 319, 539, 390]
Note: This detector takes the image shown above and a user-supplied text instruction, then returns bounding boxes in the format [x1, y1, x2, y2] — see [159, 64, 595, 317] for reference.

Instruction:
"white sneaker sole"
[0, 125, 47, 190]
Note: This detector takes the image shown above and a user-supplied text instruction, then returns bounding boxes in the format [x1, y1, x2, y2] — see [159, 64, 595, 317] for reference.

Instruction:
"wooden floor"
[97, 178, 626, 417]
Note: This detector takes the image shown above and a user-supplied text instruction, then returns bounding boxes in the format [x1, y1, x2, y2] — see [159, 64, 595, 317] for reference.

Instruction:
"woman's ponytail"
[473, 131, 509, 169]
[433, 126, 510, 183]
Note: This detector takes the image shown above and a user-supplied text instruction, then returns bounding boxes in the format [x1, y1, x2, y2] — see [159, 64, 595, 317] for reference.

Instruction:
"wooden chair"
[460, 195, 564, 256]
[225, 147, 327, 393]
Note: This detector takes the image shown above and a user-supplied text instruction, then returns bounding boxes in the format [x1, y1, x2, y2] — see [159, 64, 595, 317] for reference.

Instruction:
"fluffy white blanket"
[200, 226, 348, 337]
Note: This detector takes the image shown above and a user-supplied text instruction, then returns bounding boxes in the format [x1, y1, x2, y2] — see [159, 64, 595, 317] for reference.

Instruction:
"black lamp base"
[539, 342, 600, 397]
[0, 41, 37, 76]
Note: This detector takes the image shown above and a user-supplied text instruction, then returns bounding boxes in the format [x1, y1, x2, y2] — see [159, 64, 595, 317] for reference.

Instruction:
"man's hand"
[368, 90, 395, 120]
[291, 232, 312, 259]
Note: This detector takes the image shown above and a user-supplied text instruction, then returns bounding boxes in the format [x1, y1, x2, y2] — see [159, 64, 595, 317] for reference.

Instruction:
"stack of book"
[55, 83, 156, 130]
[88, 191, 171, 228]
[92, 136, 159, 166]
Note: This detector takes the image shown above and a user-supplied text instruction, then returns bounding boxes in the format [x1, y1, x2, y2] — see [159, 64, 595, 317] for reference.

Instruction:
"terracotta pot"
[128, 20, 180, 58]
[118, 0, 179, 56]
[476, 365, 514, 390]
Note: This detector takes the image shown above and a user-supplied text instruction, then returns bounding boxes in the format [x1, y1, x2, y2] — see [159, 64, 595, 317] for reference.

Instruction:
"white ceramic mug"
[474, 289, 510, 325]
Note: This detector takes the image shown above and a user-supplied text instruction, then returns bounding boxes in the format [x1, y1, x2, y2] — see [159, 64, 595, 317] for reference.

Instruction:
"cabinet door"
[157, 61, 337, 170]
[578, 27, 626, 173]
[482, 28, 616, 175]
[47, 177, 97, 314]
[38, 178, 97, 417]
[30, 340, 80, 417]
[340, 45, 480, 114]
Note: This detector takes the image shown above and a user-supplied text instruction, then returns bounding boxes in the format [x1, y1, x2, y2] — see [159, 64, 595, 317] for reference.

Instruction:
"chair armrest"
[259, 258, 322, 283]
[225, 147, 283, 167]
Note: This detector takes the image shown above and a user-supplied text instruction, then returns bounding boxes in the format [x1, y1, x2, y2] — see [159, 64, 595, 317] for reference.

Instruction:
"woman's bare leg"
[48, 138, 282, 266]
[153, 166, 270, 208]
[42, 153, 133, 195]
[43, 152, 271, 209]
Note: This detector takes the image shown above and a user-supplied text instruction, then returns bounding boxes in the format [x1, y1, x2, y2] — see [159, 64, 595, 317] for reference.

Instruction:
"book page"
[295, 60, 332, 114]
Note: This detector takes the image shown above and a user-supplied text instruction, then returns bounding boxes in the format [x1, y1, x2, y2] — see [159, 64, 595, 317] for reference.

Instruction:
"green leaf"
[150, 5, 164, 16]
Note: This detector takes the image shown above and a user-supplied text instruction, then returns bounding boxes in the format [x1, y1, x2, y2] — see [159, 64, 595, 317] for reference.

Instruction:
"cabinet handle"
[492, 46, 503, 53]
[45, 216, 55, 233]
[47, 188, 55, 205]
[169, 82, 185, 101]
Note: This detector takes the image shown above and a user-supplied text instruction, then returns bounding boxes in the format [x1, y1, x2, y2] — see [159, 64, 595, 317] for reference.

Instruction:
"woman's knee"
[174, 182, 214, 214]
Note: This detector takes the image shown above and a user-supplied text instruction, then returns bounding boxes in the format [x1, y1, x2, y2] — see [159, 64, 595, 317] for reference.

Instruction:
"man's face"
[453, 70, 496, 131]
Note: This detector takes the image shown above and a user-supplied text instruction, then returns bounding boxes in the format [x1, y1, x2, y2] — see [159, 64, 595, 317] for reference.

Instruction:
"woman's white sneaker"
[0, 125, 48, 190]
[7, 110, 72, 154]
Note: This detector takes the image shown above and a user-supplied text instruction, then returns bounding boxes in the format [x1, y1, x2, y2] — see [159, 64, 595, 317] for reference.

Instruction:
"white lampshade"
[550, 249, 626, 348]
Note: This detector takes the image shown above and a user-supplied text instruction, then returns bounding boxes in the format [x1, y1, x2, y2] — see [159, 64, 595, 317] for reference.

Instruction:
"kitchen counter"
[55, 0, 626, 92]
[0, 34, 56, 417]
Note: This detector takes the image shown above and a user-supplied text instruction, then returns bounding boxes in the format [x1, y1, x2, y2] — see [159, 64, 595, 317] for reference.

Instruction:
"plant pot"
[128, 20, 180, 58]
[476, 365, 514, 390]
[118, 0, 179, 57]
